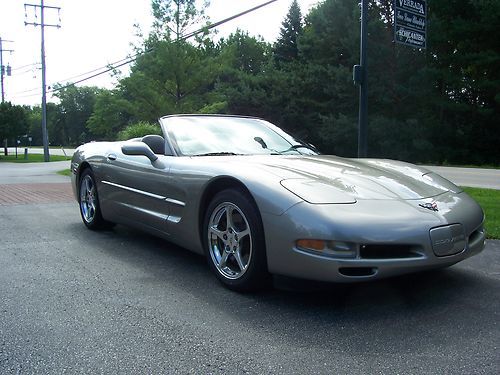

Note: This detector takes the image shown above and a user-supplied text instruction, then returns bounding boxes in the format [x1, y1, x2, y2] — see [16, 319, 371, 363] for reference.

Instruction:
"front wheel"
[203, 189, 269, 292]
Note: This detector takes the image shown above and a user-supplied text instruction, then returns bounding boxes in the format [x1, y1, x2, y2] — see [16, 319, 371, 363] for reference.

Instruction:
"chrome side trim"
[165, 198, 186, 207]
[167, 215, 181, 223]
[119, 202, 169, 221]
[101, 180, 166, 200]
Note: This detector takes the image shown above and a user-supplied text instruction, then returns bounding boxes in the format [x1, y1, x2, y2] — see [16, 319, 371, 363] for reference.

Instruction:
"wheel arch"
[198, 176, 265, 253]
[77, 161, 92, 188]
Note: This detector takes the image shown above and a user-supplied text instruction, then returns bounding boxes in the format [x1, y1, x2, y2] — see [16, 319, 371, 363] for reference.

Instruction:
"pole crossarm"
[24, 22, 61, 28]
[25, 3, 60, 9]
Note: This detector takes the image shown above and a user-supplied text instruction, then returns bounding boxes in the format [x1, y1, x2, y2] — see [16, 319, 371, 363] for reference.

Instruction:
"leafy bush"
[117, 122, 162, 141]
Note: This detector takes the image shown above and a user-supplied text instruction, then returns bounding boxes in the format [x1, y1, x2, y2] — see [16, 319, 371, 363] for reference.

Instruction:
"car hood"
[235, 155, 461, 203]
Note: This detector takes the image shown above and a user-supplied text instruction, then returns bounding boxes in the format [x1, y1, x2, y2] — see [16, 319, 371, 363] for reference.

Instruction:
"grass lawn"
[57, 169, 72, 176]
[0, 154, 71, 163]
[463, 187, 500, 239]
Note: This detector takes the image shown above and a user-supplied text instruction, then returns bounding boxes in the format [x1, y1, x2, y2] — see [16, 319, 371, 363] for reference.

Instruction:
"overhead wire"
[11, 62, 41, 71]
[46, 0, 278, 92]
[10, 0, 278, 100]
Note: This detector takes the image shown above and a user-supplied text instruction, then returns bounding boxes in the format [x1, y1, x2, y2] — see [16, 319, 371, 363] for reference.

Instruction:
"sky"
[0, 0, 319, 106]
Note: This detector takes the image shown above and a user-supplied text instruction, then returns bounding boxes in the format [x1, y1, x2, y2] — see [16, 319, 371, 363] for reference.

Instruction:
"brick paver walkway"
[0, 183, 74, 205]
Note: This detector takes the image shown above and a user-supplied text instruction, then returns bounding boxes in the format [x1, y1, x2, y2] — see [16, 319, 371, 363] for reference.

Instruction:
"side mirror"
[121, 143, 158, 162]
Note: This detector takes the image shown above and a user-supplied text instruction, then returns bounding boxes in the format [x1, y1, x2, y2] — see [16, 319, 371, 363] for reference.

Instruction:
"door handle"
[107, 153, 117, 161]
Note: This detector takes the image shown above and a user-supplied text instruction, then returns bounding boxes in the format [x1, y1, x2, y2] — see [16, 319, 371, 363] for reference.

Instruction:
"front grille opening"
[360, 244, 423, 259]
[339, 267, 377, 277]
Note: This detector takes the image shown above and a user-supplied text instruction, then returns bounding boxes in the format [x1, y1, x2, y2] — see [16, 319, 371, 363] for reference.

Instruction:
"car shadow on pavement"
[85, 223, 495, 313]
[71, 222, 498, 361]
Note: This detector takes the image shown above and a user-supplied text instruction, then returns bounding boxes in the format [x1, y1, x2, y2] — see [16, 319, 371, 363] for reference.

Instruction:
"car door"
[100, 147, 174, 235]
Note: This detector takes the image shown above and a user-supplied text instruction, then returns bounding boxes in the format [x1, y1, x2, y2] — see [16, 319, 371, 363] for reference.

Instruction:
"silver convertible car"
[71, 115, 486, 291]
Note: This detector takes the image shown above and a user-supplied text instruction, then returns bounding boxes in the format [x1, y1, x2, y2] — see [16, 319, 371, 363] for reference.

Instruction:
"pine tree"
[274, 0, 303, 64]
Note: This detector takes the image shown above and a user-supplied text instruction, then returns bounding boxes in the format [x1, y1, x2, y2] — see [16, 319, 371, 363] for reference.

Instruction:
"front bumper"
[262, 192, 485, 282]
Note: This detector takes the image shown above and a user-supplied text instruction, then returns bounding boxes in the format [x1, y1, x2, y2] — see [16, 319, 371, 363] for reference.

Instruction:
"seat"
[142, 135, 165, 155]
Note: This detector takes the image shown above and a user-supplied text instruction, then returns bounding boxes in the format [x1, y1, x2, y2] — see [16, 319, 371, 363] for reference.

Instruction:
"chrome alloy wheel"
[208, 202, 253, 280]
[80, 175, 97, 224]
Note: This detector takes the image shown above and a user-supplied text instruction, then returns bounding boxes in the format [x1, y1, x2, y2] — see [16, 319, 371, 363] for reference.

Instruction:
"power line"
[47, 0, 278, 93]
[10, 91, 42, 99]
[11, 0, 278, 99]
[11, 62, 41, 71]
[10, 86, 41, 95]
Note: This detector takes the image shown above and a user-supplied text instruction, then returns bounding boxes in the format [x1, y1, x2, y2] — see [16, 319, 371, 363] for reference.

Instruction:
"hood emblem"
[419, 201, 438, 212]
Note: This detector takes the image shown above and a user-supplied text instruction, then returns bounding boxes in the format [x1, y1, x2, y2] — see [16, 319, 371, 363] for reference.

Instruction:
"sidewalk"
[0, 160, 71, 185]
[0, 161, 73, 205]
[5, 147, 76, 157]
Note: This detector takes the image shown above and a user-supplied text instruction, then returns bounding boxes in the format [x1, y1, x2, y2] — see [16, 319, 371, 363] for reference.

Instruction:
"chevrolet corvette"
[71, 115, 486, 291]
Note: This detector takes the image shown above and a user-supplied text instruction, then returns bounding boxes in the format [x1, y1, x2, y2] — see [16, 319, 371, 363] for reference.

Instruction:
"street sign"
[394, 0, 427, 49]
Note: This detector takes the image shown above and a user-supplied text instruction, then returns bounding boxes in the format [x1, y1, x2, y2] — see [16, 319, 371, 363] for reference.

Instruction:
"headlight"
[422, 172, 462, 193]
[296, 239, 356, 258]
[281, 179, 356, 204]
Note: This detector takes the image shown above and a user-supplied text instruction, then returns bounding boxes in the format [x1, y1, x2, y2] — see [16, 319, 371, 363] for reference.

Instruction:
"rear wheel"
[203, 189, 269, 292]
[79, 169, 111, 230]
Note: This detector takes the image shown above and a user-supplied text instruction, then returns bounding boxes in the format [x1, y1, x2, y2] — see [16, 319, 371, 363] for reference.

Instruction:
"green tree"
[87, 89, 133, 140]
[81, 0, 499, 164]
[292, 0, 360, 155]
[26, 106, 42, 146]
[218, 30, 271, 75]
[117, 121, 162, 141]
[52, 85, 102, 145]
[0, 102, 29, 147]
[274, 0, 303, 65]
[214, 31, 279, 118]
[423, 0, 500, 164]
[151, 0, 210, 40]
[119, 38, 219, 119]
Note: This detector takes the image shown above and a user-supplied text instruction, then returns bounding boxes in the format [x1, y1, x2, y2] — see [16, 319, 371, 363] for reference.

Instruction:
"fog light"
[296, 239, 356, 258]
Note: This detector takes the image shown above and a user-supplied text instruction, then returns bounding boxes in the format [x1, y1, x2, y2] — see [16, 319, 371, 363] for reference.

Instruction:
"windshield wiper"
[193, 152, 240, 156]
[279, 143, 318, 154]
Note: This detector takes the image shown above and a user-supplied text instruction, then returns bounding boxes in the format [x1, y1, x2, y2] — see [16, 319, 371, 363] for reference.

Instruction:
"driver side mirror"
[121, 143, 158, 162]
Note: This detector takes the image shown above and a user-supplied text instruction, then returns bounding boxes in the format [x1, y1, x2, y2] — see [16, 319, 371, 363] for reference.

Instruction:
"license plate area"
[430, 224, 466, 257]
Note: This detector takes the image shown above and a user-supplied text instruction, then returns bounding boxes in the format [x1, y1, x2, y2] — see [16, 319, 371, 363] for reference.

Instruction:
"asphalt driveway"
[0, 202, 499, 374]
[0, 161, 498, 374]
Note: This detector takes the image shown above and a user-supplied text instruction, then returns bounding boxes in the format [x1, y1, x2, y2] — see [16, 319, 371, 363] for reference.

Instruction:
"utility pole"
[353, 0, 368, 158]
[0, 38, 14, 103]
[24, 1, 61, 162]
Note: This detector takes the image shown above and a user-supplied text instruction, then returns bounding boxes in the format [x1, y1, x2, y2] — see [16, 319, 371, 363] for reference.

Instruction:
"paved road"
[3, 148, 499, 189]
[424, 165, 500, 190]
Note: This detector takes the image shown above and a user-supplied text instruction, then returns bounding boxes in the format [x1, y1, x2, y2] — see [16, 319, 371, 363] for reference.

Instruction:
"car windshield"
[161, 116, 318, 156]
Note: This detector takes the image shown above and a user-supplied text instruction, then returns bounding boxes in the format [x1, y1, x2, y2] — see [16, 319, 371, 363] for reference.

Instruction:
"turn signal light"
[296, 239, 325, 251]
[296, 239, 356, 258]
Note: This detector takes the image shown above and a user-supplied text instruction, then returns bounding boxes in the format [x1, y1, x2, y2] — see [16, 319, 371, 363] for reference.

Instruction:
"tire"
[78, 169, 112, 230]
[203, 189, 269, 292]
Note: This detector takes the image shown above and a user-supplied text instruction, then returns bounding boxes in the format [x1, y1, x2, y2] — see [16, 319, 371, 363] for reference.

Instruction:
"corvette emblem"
[419, 201, 438, 212]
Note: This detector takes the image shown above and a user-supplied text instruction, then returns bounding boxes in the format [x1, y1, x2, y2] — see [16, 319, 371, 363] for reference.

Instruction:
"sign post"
[354, 0, 368, 158]
[394, 0, 427, 49]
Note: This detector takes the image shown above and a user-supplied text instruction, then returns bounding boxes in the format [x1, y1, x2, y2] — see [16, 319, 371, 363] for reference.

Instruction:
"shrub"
[117, 122, 162, 141]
